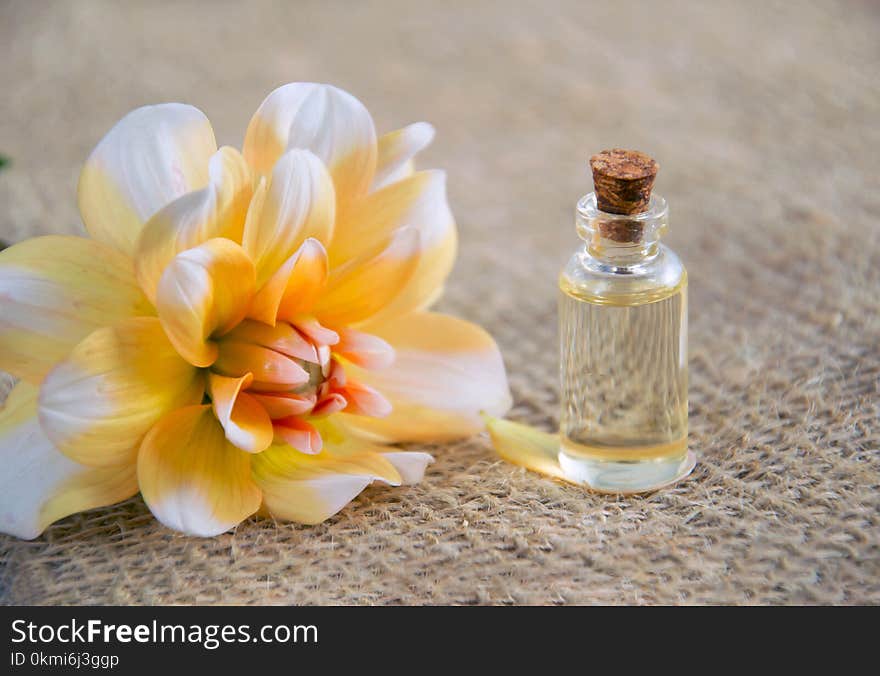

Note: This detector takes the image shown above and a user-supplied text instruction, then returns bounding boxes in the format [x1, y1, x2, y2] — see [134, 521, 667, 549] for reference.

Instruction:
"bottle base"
[557, 449, 696, 494]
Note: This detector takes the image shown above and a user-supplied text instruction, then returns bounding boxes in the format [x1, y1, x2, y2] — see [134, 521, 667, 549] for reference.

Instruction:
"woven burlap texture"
[1, 1, 878, 605]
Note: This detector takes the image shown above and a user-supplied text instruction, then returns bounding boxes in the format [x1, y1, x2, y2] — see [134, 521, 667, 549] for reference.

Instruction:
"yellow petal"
[0, 236, 153, 383]
[252, 433, 402, 525]
[313, 227, 421, 327]
[330, 171, 457, 323]
[340, 311, 512, 442]
[78, 103, 217, 255]
[270, 239, 329, 323]
[372, 122, 435, 191]
[330, 171, 449, 263]
[248, 238, 328, 326]
[484, 416, 697, 492]
[155, 238, 256, 367]
[242, 149, 335, 288]
[208, 373, 273, 453]
[243, 83, 376, 216]
[313, 420, 433, 485]
[137, 405, 261, 537]
[0, 382, 138, 539]
[39, 317, 204, 467]
[135, 146, 253, 303]
[483, 415, 566, 480]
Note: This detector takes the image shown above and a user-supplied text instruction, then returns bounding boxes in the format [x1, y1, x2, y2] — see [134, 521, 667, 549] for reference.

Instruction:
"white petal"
[0, 383, 137, 539]
[372, 122, 435, 191]
[243, 83, 376, 213]
[242, 149, 335, 287]
[135, 146, 253, 303]
[381, 452, 434, 485]
[78, 103, 217, 255]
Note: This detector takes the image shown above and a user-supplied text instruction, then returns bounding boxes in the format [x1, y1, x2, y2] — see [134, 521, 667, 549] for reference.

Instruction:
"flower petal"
[313, 227, 421, 327]
[137, 405, 261, 537]
[0, 236, 152, 383]
[222, 319, 318, 363]
[214, 342, 310, 390]
[371, 122, 435, 191]
[208, 373, 273, 453]
[273, 417, 323, 454]
[339, 379, 392, 418]
[483, 415, 566, 480]
[261, 473, 371, 525]
[250, 392, 315, 419]
[248, 238, 329, 325]
[311, 392, 347, 417]
[38, 317, 204, 467]
[156, 238, 256, 367]
[340, 311, 512, 442]
[329, 171, 457, 322]
[78, 103, 217, 255]
[334, 328, 395, 370]
[242, 149, 335, 288]
[0, 382, 138, 539]
[381, 451, 435, 485]
[135, 146, 253, 303]
[330, 171, 448, 263]
[243, 83, 377, 216]
[295, 317, 339, 347]
[251, 435, 401, 525]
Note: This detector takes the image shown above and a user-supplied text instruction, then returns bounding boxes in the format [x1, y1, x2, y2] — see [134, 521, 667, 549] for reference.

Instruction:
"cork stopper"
[589, 149, 658, 216]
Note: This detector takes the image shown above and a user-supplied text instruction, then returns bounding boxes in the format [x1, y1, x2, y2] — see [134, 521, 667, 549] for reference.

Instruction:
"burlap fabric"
[1, 1, 877, 605]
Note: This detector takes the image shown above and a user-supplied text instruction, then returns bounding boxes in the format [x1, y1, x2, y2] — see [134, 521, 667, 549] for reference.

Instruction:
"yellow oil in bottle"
[559, 276, 688, 467]
[556, 150, 694, 492]
[557, 206, 693, 489]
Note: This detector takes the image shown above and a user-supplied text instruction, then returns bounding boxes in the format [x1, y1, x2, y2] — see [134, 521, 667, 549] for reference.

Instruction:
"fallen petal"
[483, 415, 566, 480]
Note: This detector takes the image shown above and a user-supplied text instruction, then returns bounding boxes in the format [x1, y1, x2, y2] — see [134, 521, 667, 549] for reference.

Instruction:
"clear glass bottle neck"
[576, 192, 669, 265]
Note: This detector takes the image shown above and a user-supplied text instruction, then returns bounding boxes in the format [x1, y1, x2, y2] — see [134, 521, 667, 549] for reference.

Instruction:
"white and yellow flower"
[0, 83, 511, 538]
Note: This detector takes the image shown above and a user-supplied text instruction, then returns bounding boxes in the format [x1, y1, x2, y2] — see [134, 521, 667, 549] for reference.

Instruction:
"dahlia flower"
[0, 83, 511, 538]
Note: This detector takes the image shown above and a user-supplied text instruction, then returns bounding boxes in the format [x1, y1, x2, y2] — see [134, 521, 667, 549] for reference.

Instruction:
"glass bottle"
[558, 150, 692, 492]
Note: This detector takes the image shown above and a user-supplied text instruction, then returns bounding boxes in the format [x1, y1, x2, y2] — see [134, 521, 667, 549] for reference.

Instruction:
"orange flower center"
[204, 317, 391, 454]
